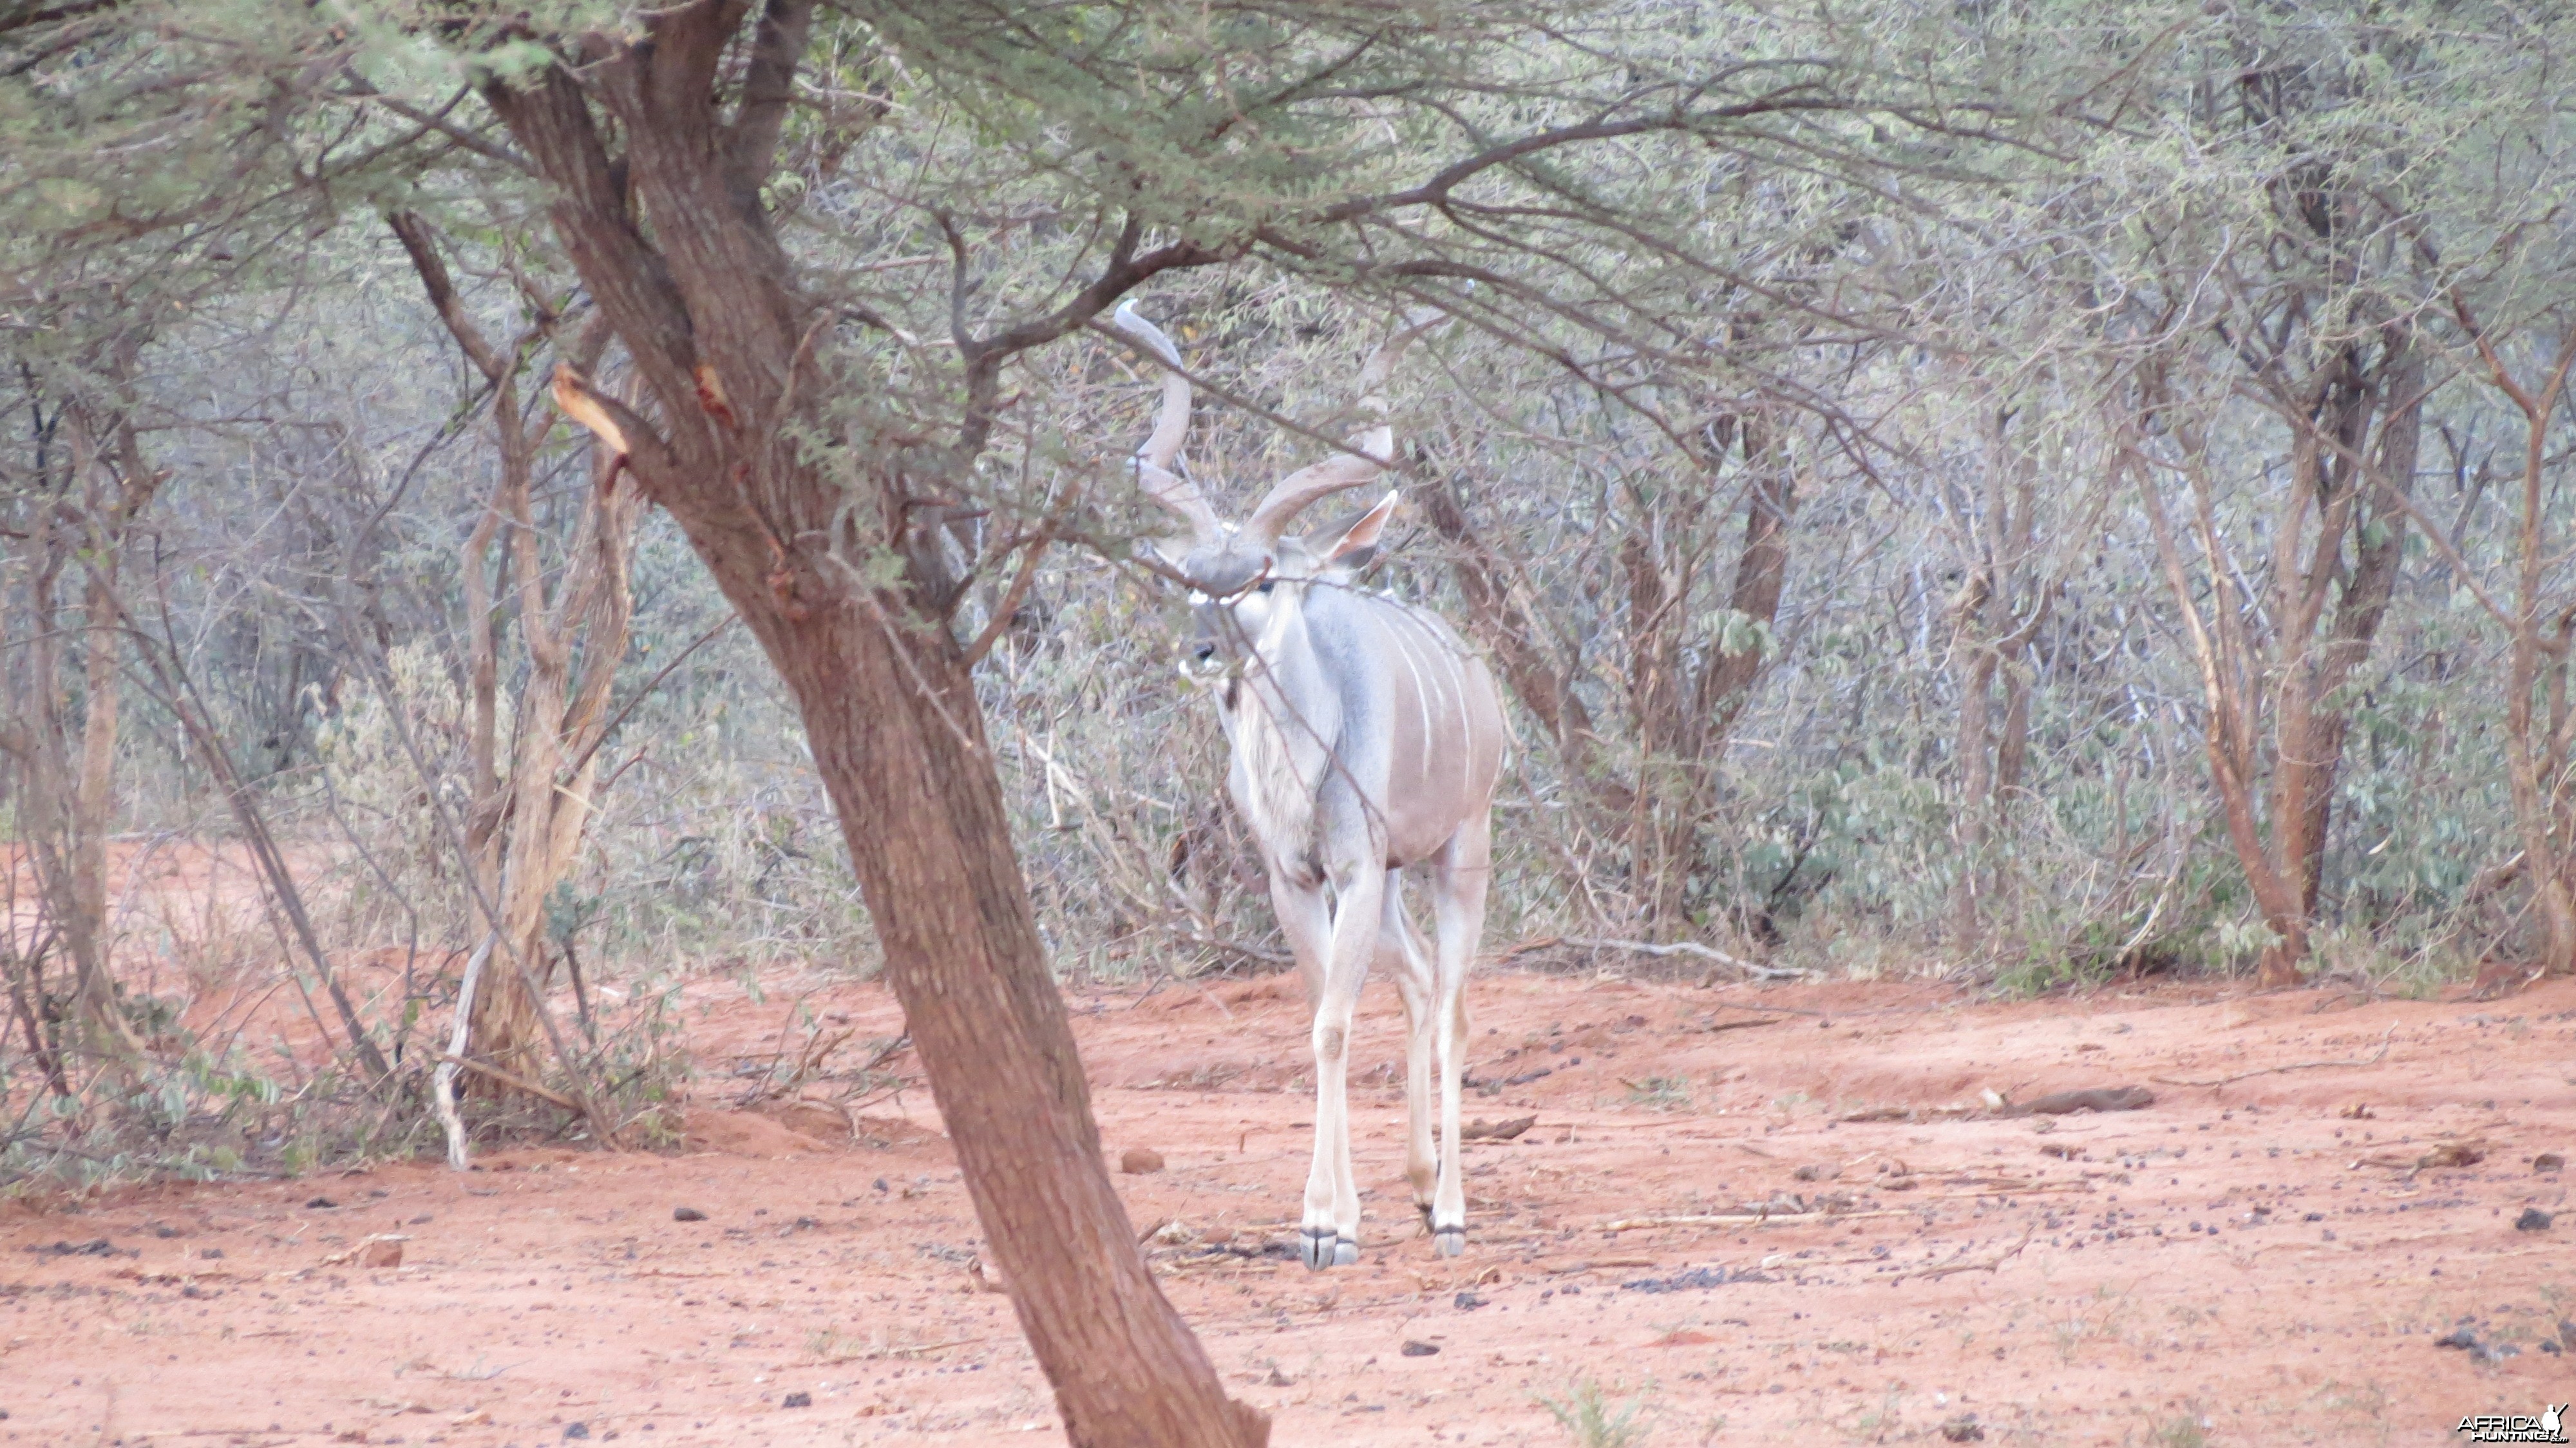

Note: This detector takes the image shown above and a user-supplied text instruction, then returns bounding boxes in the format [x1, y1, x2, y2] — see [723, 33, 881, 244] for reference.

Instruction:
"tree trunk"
[1435, 421, 1794, 936]
[2289, 343, 2423, 919]
[2137, 327, 2420, 990]
[2133, 417, 2311, 984]
[73, 546, 119, 1020]
[752, 566, 1265, 1447]
[1949, 571, 1996, 948]
[18, 397, 160, 1066]
[1620, 529, 1696, 926]
[394, 209, 639, 1090]
[1423, 473, 1597, 779]
[1942, 400, 2040, 955]
[2478, 313, 2576, 976]
[1695, 432, 1797, 736]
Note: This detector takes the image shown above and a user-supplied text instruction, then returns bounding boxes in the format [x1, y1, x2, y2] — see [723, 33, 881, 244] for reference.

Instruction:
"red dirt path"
[5, 966, 2572, 1446]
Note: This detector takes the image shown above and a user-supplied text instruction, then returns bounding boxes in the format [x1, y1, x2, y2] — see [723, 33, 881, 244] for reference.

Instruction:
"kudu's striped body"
[1112, 303, 1508, 1268]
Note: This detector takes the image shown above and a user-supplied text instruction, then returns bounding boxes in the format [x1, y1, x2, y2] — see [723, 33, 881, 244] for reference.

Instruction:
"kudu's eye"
[1256, 579, 1276, 595]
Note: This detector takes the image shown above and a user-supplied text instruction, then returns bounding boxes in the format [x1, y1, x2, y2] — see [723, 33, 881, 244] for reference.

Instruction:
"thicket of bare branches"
[1, 0, 2569, 1176]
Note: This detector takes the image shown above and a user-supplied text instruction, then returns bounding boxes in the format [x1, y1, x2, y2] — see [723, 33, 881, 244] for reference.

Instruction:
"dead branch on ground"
[2150, 1027, 2395, 1087]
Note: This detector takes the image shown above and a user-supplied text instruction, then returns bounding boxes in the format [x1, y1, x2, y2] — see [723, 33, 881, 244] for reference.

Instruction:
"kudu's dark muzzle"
[1188, 594, 1256, 667]
[1180, 546, 1275, 671]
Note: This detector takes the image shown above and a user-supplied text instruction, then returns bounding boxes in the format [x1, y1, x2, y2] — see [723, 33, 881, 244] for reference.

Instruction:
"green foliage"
[1538, 1375, 1656, 1448]
[1625, 1076, 1692, 1112]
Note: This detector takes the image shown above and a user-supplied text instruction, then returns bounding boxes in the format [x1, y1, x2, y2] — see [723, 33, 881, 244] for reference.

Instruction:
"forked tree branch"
[726, 0, 815, 194]
[481, 61, 703, 432]
[387, 211, 512, 384]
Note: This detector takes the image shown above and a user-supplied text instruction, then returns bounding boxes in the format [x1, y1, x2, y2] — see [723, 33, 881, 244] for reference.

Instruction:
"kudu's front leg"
[1265, 872, 1342, 1270]
[1296, 866, 1385, 1270]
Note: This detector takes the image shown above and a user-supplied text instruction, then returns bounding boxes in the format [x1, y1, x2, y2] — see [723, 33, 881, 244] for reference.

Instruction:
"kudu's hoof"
[1299, 1228, 1358, 1270]
[1432, 1227, 1465, 1259]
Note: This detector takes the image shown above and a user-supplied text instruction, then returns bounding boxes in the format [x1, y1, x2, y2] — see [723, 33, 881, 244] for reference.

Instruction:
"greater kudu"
[1111, 301, 1509, 1269]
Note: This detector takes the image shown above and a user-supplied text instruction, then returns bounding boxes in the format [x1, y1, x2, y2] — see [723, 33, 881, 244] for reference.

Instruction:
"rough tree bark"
[2263, 343, 2421, 939]
[478, 8, 1265, 1442]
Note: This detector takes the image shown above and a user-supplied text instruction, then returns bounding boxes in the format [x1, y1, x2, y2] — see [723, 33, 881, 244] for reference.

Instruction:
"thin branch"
[439, 1051, 582, 1112]
[962, 482, 1082, 666]
[388, 210, 511, 383]
[0, 0, 125, 40]
[1507, 934, 1807, 980]
[2150, 1027, 2396, 1087]
[558, 614, 739, 784]
[338, 82, 535, 174]
[1895, 1221, 2040, 1283]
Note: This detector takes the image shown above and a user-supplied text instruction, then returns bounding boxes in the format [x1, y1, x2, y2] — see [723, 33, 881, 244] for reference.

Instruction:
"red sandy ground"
[4, 964, 2572, 1447]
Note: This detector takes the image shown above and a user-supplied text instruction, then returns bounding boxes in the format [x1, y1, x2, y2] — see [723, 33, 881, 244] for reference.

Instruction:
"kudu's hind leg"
[1427, 814, 1492, 1257]
[1379, 874, 1440, 1224]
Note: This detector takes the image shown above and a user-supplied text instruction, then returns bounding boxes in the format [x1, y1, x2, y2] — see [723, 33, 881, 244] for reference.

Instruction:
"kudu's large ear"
[1320, 490, 1401, 572]
[1142, 534, 1190, 579]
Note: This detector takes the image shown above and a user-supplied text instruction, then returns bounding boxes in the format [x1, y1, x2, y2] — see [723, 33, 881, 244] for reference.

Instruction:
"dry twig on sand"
[437, 1053, 581, 1112]
[1602, 1208, 1918, 1233]
[1998, 1085, 2155, 1117]
[1502, 935, 1807, 981]
[1841, 1087, 2152, 1123]
[2150, 1027, 2395, 1087]
[1895, 1222, 2038, 1283]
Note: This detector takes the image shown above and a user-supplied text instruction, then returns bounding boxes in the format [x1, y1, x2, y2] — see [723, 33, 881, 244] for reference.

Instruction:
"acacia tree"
[1934, 394, 2070, 949]
[456, 13, 1278, 1436]
[428, 1, 1933, 1433]
[2380, 166, 2576, 985]
[2459, 305, 2576, 984]
[1, 0, 471, 1123]
[2101, 15, 2464, 986]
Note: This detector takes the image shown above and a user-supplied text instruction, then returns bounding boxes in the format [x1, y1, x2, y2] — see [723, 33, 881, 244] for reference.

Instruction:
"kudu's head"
[1108, 301, 1441, 678]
